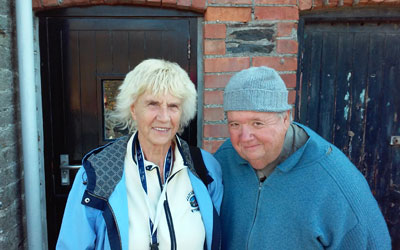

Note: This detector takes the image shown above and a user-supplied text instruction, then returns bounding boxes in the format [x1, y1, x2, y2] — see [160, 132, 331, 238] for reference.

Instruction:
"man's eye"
[229, 123, 239, 128]
[254, 122, 264, 127]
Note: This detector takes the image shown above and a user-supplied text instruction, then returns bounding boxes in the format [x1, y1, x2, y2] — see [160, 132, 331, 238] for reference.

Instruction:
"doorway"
[38, 5, 200, 248]
[297, 8, 400, 248]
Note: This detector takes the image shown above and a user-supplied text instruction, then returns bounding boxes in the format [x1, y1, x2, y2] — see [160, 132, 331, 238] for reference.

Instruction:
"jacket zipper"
[164, 193, 177, 250]
[246, 181, 263, 250]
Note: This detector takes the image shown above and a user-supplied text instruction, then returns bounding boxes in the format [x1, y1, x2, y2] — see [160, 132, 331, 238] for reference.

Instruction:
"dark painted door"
[39, 6, 199, 248]
[297, 13, 400, 248]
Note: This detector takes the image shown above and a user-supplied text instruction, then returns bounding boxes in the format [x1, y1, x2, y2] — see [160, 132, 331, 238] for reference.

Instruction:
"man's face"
[227, 110, 291, 169]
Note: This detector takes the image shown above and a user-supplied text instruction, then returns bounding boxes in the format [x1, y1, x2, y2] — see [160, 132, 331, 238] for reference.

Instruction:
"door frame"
[37, 5, 202, 248]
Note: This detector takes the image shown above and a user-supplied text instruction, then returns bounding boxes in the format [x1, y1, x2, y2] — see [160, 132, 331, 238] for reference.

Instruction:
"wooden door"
[297, 10, 400, 248]
[39, 6, 199, 248]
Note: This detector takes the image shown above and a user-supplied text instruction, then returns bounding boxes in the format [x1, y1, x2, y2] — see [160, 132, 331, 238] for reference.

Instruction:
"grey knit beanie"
[223, 66, 292, 112]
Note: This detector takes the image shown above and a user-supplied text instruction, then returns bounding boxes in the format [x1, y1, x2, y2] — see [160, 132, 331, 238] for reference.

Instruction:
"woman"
[56, 59, 223, 250]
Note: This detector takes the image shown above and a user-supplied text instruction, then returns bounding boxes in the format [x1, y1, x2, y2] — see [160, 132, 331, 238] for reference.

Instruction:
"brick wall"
[203, 2, 299, 152]
[0, 0, 26, 249]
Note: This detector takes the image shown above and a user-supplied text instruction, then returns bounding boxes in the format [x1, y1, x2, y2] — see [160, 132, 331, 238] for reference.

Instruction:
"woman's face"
[130, 91, 182, 150]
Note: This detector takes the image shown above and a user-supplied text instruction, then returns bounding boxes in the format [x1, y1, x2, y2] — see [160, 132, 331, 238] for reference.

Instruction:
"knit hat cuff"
[224, 89, 292, 112]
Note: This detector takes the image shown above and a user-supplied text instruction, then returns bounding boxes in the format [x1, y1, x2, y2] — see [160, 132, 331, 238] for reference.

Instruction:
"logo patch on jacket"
[186, 191, 199, 212]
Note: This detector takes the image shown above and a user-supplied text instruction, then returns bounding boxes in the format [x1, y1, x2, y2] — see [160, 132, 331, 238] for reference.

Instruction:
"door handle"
[390, 136, 400, 146]
[60, 154, 82, 186]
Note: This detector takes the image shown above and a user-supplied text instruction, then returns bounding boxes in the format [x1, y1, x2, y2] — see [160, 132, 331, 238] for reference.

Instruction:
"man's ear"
[283, 110, 291, 128]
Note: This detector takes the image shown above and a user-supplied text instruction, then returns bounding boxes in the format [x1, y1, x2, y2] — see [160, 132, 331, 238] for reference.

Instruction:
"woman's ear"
[130, 104, 136, 121]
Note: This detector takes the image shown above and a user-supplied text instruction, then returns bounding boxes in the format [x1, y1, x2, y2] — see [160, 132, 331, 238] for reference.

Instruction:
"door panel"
[297, 19, 400, 247]
[40, 8, 198, 248]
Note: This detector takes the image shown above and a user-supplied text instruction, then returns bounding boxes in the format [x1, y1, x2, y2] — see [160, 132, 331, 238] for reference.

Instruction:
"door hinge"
[187, 39, 191, 60]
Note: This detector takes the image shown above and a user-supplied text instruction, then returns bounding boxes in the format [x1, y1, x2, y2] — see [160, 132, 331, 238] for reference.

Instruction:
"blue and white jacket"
[56, 135, 223, 250]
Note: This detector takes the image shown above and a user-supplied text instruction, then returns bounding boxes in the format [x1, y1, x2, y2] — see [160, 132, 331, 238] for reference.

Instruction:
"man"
[214, 66, 391, 249]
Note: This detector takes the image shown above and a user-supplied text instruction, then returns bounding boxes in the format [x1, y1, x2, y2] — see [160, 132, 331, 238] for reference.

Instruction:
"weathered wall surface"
[0, 0, 26, 249]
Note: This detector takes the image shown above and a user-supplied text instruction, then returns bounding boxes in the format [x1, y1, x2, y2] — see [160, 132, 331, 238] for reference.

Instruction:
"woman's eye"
[148, 102, 158, 106]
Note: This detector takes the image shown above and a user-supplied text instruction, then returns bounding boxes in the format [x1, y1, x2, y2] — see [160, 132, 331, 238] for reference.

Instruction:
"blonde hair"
[113, 59, 197, 134]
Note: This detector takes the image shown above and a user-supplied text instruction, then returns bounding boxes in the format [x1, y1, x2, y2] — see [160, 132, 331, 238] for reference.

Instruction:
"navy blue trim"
[189, 146, 214, 186]
[103, 204, 122, 250]
[175, 138, 188, 166]
[81, 191, 107, 210]
[211, 207, 221, 250]
[163, 197, 177, 250]
[83, 160, 97, 192]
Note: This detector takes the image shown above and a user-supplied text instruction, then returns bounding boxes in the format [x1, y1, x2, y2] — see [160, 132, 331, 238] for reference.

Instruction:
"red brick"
[277, 22, 297, 37]
[177, 0, 191, 7]
[254, 6, 299, 21]
[313, 0, 323, 8]
[204, 57, 250, 73]
[277, 39, 298, 54]
[209, 0, 252, 4]
[204, 74, 232, 88]
[192, 0, 206, 10]
[132, 0, 147, 3]
[204, 24, 226, 39]
[204, 124, 230, 137]
[299, 0, 313, 9]
[90, 0, 105, 3]
[202, 140, 226, 153]
[42, 0, 59, 6]
[288, 90, 297, 104]
[204, 107, 225, 121]
[32, 0, 42, 8]
[253, 56, 297, 71]
[145, 0, 161, 5]
[204, 91, 224, 105]
[329, 0, 339, 6]
[342, 0, 354, 6]
[162, 0, 177, 6]
[61, 0, 89, 5]
[256, 0, 296, 4]
[205, 7, 252, 22]
[204, 40, 226, 55]
[280, 74, 297, 88]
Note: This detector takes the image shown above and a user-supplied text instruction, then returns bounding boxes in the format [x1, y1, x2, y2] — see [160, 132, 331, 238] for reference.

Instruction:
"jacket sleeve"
[335, 220, 391, 250]
[200, 149, 223, 214]
[56, 167, 102, 250]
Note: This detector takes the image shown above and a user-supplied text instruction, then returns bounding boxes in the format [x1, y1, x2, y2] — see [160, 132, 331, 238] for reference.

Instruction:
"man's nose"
[240, 125, 253, 141]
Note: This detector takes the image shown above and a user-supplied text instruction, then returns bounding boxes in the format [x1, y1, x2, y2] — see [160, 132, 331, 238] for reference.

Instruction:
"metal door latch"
[390, 136, 400, 146]
[60, 154, 82, 186]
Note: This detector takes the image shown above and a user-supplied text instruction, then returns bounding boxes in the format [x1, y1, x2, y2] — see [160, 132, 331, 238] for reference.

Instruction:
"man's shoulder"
[214, 139, 236, 157]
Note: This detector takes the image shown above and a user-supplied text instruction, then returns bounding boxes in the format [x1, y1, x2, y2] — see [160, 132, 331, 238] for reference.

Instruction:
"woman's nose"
[157, 106, 170, 121]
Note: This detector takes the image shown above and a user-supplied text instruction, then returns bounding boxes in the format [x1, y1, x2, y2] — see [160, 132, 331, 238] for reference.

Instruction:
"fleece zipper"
[246, 180, 263, 250]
